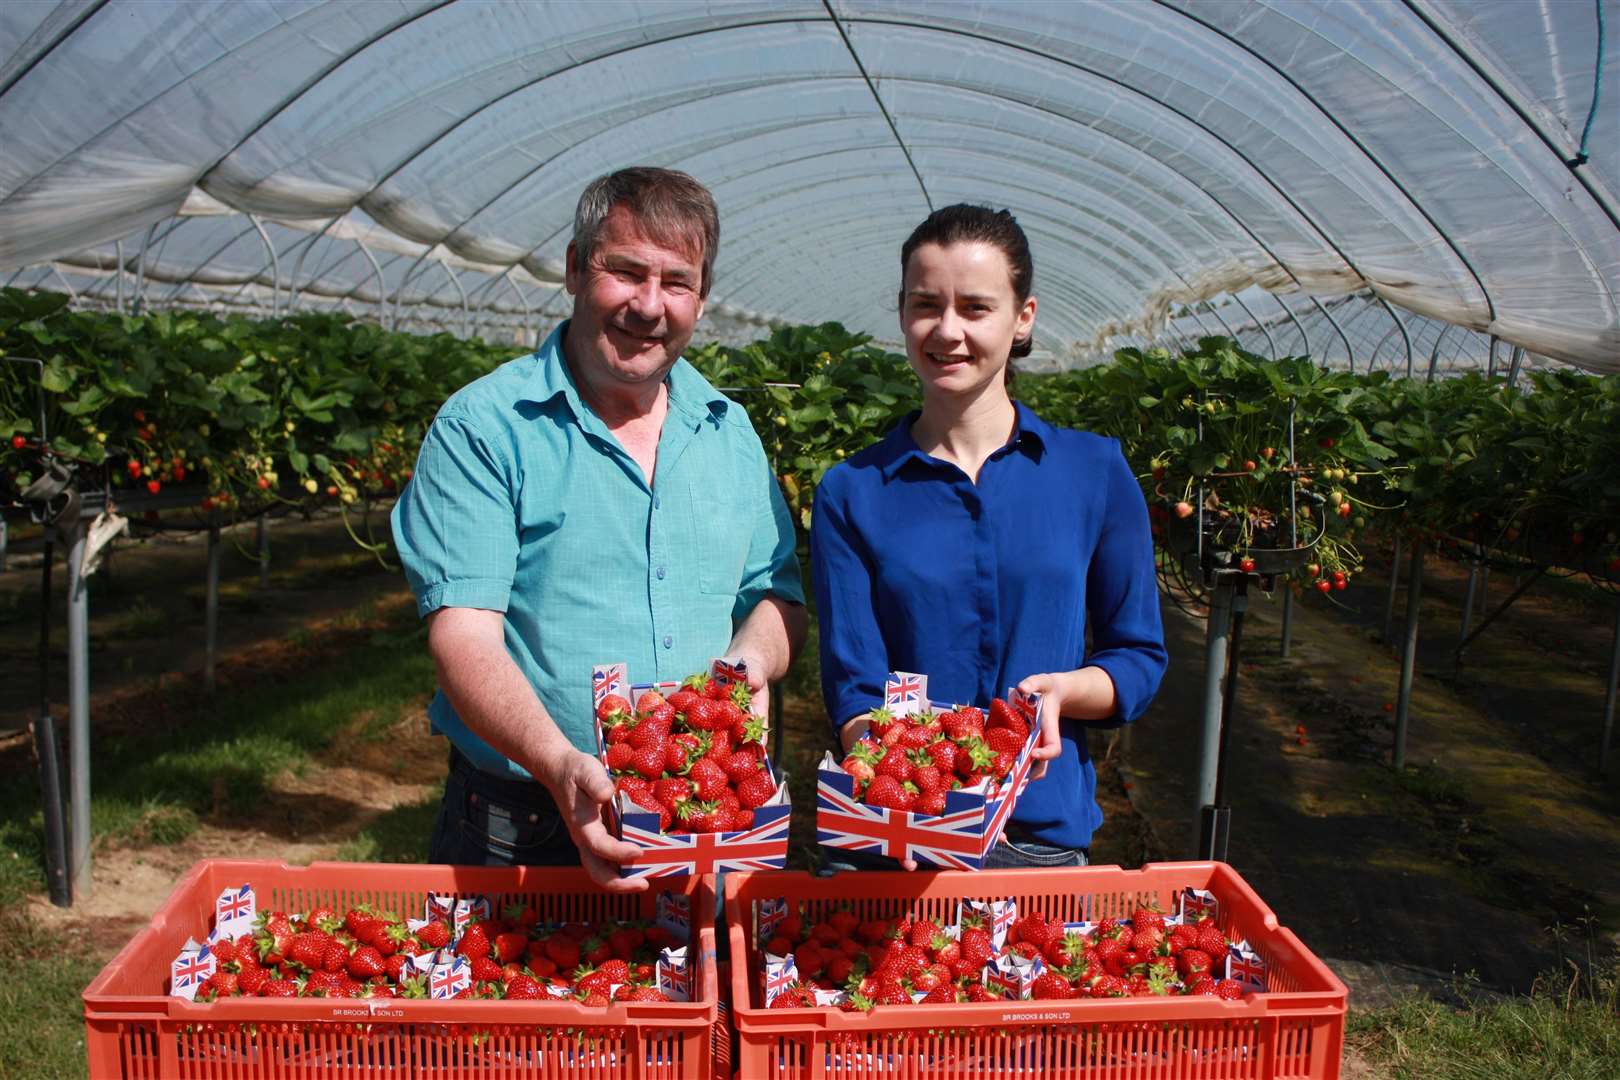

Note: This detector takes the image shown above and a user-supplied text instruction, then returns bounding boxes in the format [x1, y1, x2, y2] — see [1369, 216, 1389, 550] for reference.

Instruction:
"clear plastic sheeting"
[0, 0, 1614, 370]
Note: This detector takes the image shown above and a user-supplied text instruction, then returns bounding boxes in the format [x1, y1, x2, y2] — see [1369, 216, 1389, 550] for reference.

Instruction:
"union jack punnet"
[430, 957, 471, 999]
[658, 954, 692, 999]
[1226, 941, 1268, 989]
[711, 657, 748, 687]
[617, 804, 791, 878]
[1180, 886, 1219, 921]
[817, 777, 994, 870]
[592, 663, 628, 706]
[215, 884, 253, 923]
[171, 945, 214, 990]
[884, 671, 926, 713]
[763, 956, 799, 1003]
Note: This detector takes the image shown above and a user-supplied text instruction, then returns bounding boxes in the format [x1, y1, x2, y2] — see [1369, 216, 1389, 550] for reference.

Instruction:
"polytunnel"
[1, 0, 1615, 371]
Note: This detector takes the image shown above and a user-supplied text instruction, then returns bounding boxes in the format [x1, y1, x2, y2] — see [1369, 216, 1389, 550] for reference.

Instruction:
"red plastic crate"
[82, 860, 721, 1079]
[725, 862, 1347, 1079]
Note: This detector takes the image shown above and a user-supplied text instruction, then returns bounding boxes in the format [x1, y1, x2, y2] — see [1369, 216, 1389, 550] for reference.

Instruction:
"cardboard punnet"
[815, 674, 1041, 870]
[592, 658, 791, 879]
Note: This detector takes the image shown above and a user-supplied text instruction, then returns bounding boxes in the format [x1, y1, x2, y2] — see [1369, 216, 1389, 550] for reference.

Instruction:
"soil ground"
[3, 514, 1618, 1075]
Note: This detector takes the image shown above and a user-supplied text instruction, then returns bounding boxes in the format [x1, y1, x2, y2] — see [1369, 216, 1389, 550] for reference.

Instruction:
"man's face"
[564, 205, 706, 390]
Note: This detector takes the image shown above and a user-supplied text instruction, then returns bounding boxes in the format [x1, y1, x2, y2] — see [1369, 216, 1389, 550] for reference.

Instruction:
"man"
[392, 167, 806, 892]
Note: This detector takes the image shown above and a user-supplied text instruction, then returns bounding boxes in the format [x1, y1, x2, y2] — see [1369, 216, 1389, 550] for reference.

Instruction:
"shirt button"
[653, 494, 661, 509]
[656, 566, 666, 580]
[663, 635, 673, 649]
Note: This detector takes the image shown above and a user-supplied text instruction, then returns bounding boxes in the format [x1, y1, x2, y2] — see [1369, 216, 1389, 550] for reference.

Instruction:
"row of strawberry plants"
[0, 288, 509, 517]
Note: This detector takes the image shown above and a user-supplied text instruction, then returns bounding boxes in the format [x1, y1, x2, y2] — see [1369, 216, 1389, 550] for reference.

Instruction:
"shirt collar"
[877, 400, 1048, 480]
[518, 320, 728, 422]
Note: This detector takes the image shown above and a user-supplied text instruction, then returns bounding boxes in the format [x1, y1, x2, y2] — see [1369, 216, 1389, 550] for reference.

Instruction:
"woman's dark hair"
[899, 204, 1034, 362]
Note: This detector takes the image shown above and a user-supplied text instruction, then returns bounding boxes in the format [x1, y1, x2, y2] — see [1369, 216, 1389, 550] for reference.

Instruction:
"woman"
[811, 204, 1167, 869]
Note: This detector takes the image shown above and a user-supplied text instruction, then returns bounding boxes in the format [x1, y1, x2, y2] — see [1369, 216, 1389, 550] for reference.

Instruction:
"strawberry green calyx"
[729, 680, 753, 711]
[957, 736, 997, 772]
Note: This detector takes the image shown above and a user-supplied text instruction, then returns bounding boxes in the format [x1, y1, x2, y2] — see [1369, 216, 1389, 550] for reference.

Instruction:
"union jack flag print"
[1180, 887, 1219, 923]
[884, 671, 927, 715]
[1226, 940, 1268, 990]
[170, 943, 215, 998]
[430, 956, 471, 999]
[426, 894, 455, 923]
[592, 664, 628, 707]
[756, 896, 787, 942]
[710, 656, 748, 688]
[617, 803, 791, 878]
[763, 955, 799, 1005]
[215, 883, 254, 923]
[657, 947, 692, 1001]
[817, 771, 995, 870]
[657, 891, 692, 940]
[453, 896, 490, 938]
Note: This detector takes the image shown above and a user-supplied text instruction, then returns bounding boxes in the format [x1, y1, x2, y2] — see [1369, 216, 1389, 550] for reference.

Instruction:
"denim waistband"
[448, 745, 558, 810]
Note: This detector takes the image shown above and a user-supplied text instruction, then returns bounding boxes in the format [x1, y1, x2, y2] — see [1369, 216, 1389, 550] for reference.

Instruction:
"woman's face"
[900, 241, 1035, 401]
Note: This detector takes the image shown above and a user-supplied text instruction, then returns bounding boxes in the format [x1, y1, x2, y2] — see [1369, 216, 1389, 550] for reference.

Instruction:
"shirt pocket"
[688, 475, 754, 595]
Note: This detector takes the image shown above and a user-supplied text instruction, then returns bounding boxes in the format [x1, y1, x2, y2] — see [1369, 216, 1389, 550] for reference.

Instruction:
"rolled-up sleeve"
[1084, 439, 1168, 723]
[732, 441, 806, 623]
[391, 413, 518, 617]
[810, 468, 887, 732]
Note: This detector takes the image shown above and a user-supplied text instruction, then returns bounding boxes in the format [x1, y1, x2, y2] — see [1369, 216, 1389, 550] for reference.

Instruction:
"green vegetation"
[1347, 958, 1620, 1078]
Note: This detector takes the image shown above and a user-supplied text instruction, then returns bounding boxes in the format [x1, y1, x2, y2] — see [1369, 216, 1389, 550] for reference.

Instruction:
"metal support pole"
[1308, 295, 1354, 369]
[0, 516, 6, 573]
[37, 537, 70, 907]
[114, 239, 125, 315]
[1375, 295, 1413, 378]
[1505, 345, 1525, 390]
[1427, 324, 1452, 382]
[1602, 603, 1619, 775]
[65, 518, 91, 899]
[1487, 335, 1499, 378]
[1200, 578, 1247, 862]
[1382, 532, 1404, 642]
[1393, 541, 1425, 770]
[205, 518, 221, 693]
[1457, 553, 1480, 671]
[1229, 291, 1278, 360]
[257, 514, 269, 587]
[1196, 581, 1235, 852]
[1279, 584, 1294, 658]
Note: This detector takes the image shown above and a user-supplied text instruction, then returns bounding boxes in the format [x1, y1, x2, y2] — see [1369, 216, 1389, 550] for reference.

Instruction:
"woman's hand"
[1015, 667, 1118, 780]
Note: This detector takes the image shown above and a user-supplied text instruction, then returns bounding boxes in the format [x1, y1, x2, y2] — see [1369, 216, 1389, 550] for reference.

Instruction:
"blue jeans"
[823, 833, 1089, 873]
[428, 748, 581, 866]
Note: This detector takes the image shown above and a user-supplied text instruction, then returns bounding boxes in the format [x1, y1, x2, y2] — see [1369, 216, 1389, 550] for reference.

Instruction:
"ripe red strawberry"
[635, 690, 669, 714]
[910, 758, 948, 795]
[493, 931, 527, 964]
[652, 777, 694, 811]
[686, 757, 729, 800]
[1012, 913, 1055, 954]
[322, 938, 351, 973]
[455, 922, 491, 961]
[769, 980, 810, 1008]
[346, 945, 385, 979]
[916, 791, 946, 815]
[625, 985, 670, 1002]
[629, 743, 665, 780]
[1195, 924, 1228, 956]
[596, 694, 632, 727]
[985, 727, 1025, 755]
[1090, 974, 1127, 998]
[925, 738, 959, 774]
[1031, 971, 1074, 999]
[1214, 978, 1244, 1000]
[504, 975, 543, 999]
[604, 742, 635, 772]
[863, 775, 915, 811]
[899, 725, 933, 751]
[940, 707, 985, 741]
[736, 769, 776, 810]
[1178, 948, 1214, 979]
[959, 925, 994, 970]
[260, 977, 298, 998]
[543, 934, 580, 970]
[963, 982, 1003, 1002]
[988, 698, 1029, 739]
[236, 966, 269, 995]
[874, 748, 913, 783]
[724, 743, 764, 781]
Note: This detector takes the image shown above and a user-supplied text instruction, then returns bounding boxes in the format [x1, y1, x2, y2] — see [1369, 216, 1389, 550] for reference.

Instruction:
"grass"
[333, 784, 442, 863]
[0, 911, 102, 1080]
[1346, 956, 1620, 1078]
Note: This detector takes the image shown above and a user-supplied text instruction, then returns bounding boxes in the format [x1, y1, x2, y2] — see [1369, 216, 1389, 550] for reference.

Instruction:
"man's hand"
[533, 745, 649, 893]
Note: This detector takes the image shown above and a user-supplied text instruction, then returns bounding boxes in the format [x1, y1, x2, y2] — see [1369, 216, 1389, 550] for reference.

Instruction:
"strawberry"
[624, 985, 670, 1002]
[925, 738, 959, 774]
[724, 743, 764, 781]
[455, 922, 491, 960]
[635, 690, 669, 715]
[963, 982, 1003, 1002]
[595, 694, 632, 724]
[1032, 971, 1074, 999]
[617, 775, 656, 808]
[1090, 974, 1127, 998]
[347, 945, 385, 979]
[736, 770, 776, 810]
[874, 748, 913, 784]
[629, 713, 671, 751]
[941, 707, 985, 741]
[629, 743, 666, 781]
[494, 931, 527, 964]
[988, 698, 1028, 739]
[985, 727, 1025, 755]
[840, 740, 883, 786]
[862, 775, 911, 811]
[652, 777, 694, 811]
[1214, 978, 1245, 1000]
[686, 756, 729, 800]
[322, 938, 351, 973]
[958, 922, 994, 969]
[543, 934, 580, 970]
[917, 791, 946, 815]
[1195, 924, 1228, 956]
[505, 975, 543, 999]
[604, 742, 635, 772]
[769, 980, 809, 1008]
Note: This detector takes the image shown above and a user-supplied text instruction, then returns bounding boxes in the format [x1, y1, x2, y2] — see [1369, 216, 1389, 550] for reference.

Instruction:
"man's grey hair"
[572, 167, 720, 297]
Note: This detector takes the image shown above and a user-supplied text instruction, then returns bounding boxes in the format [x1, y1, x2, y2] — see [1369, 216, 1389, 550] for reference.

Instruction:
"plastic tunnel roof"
[1, 1, 1615, 372]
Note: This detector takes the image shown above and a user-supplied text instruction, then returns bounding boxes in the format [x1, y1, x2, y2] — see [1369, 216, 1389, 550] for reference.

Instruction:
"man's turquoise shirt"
[391, 324, 804, 777]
